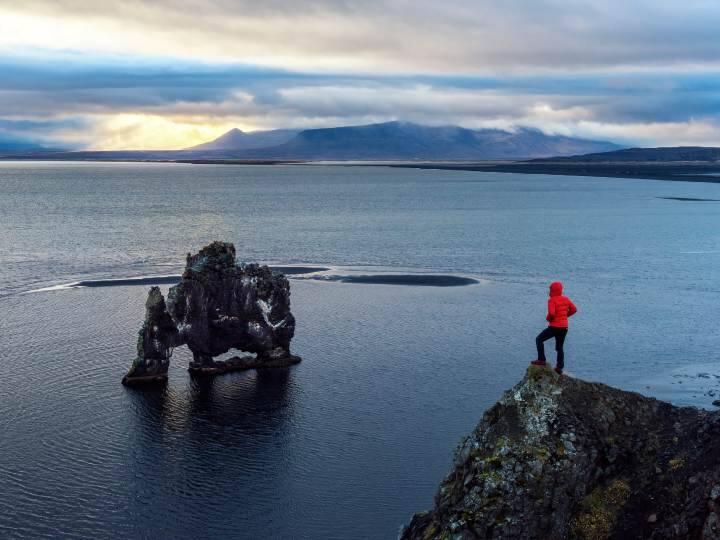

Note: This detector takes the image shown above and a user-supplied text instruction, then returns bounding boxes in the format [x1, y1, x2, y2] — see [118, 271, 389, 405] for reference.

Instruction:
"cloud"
[4, 1, 720, 74]
[2, 56, 720, 148]
[568, 119, 720, 147]
[2, 2, 720, 148]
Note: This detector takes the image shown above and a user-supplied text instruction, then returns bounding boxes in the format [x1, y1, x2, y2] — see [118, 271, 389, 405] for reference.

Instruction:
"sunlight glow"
[81, 114, 250, 150]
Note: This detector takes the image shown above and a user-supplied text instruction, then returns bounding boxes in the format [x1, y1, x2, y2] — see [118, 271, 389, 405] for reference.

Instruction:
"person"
[531, 281, 577, 374]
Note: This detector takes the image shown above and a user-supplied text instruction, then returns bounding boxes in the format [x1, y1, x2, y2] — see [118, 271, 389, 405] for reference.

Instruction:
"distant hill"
[204, 121, 621, 160]
[0, 135, 63, 156]
[538, 146, 720, 163]
[391, 144, 720, 183]
[187, 128, 299, 151]
[0, 121, 622, 161]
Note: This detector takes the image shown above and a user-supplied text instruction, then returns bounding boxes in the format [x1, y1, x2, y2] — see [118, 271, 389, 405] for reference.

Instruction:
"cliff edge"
[402, 365, 720, 539]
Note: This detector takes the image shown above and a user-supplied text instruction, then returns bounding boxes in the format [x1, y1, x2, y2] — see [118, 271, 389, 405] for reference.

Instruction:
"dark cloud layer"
[2, 1, 720, 147]
[2, 55, 718, 118]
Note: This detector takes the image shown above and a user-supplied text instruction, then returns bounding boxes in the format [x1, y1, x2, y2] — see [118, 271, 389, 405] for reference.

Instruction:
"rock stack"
[122, 241, 300, 385]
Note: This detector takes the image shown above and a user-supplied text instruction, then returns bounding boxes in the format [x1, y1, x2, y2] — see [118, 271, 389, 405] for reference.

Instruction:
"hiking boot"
[554, 367, 563, 375]
[530, 359, 547, 366]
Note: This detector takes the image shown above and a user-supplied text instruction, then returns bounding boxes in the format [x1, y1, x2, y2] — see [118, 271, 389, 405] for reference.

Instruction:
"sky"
[1, 0, 720, 150]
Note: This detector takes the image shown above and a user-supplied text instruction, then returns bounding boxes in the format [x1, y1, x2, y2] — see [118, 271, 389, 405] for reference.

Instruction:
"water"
[2, 162, 720, 538]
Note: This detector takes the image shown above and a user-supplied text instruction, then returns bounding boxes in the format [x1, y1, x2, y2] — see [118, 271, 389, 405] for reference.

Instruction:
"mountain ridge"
[187, 127, 300, 151]
[0, 121, 625, 160]
[188, 121, 621, 160]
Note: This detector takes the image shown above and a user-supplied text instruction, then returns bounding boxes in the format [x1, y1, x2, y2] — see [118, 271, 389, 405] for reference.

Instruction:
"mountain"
[188, 122, 622, 160]
[187, 128, 299, 151]
[535, 146, 720, 163]
[0, 122, 622, 161]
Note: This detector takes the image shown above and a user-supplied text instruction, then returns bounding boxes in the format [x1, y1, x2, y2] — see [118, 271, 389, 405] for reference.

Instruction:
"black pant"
[536, 326, 568, 369]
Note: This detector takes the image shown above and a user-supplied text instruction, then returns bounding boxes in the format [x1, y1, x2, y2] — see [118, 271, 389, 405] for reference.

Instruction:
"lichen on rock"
[122, 241, 300, 385]
[570, 479, 631, 540]
[401, 365, 720, 539]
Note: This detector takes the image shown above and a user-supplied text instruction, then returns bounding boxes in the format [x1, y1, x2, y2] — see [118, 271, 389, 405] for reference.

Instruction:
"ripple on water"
[1, 266, 718, 538]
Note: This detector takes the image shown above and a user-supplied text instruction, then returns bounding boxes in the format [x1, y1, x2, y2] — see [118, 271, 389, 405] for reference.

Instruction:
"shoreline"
[2, 156, 720, 183]
[385, 161, 720, 183]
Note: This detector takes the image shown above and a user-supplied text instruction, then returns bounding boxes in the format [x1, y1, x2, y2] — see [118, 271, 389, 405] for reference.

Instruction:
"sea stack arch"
[122, 241, 300, 385]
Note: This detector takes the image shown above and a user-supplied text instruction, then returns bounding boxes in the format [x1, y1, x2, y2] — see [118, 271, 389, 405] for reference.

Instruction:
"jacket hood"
[549, 281, 563, 297]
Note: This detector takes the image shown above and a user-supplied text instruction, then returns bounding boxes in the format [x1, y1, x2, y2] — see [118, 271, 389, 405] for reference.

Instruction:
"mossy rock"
[570, 479, 631, 540]
[526, 364, 558, 382]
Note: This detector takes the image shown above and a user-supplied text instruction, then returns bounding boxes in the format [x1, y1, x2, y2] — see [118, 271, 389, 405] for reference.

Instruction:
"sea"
[1, 161, 720, 538]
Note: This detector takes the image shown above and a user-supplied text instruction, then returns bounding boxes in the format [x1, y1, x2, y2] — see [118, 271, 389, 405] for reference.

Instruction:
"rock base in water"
[121, 373, 168, 386]
[188, 354, 302, 375]
[401, 364, 720, 540]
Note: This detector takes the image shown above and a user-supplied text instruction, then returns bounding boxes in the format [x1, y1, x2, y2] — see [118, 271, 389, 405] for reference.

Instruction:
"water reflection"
[186, 368, 296, 428]
[126, 366, 297, 440]
[123, 368, 299, 536]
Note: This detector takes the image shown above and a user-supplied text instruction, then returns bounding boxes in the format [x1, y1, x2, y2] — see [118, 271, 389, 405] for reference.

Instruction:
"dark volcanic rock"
[122, 241, 300, 385]
[122, 286, 179, 383]
[401, 365, 720, 539]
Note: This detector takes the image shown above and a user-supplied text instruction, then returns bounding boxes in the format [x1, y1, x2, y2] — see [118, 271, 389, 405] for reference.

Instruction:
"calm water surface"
[1, 162, 720, 538]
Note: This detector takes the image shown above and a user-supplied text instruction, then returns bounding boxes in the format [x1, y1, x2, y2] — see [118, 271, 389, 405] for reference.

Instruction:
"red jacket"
[546, 281, 577, 328]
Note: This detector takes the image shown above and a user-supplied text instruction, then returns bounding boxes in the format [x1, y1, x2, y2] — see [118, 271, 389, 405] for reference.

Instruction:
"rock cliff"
[122, 241, 300, 384]
[401, 365, 720, 539]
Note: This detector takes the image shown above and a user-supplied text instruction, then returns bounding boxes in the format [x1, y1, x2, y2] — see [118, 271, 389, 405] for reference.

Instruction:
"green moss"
[556, 441, 566, 457]
[604, 480, 631, 505]
[533, 445, 551, 462]
[494, 435, 509, 450]
[515, 441, 551, 463]
[479, 470, 503, 483]
[570, 479, 631, 540]
[419, 522, 437, 540]
[668, 457, 685, 470]
[483, 439, 510, 468]
[527, 364, 554, 381]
